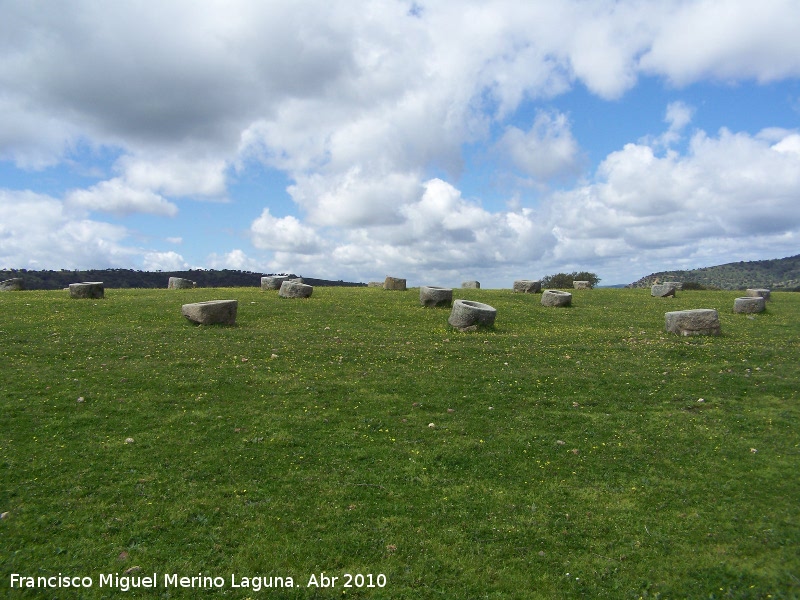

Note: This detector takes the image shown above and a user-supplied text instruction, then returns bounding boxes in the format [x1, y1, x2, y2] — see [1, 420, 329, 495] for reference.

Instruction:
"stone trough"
[651, 283, 677, 297]
[419, 286, 453, 308]
[182, 300, 238, 325]
[261, 276, 288, 290]
[734, 297, 766, 314]
[448, 299, 497, 331]
[384, 276, 407, 290]
[513, 280, 541, 293]
[573, 280, 591, 290]
[541, 290, 572, 307]
[665, 309, 721, 336]
[0, 278, 24, 291]
[168, 277, 196, 289]
[746, 288, 771, 301]
[279, 280, 313, 298]
[69, 282, 104, 299]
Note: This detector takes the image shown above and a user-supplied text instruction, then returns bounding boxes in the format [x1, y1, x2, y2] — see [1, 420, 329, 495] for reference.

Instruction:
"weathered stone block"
[279, 281, 313, 298]
[448, 299, 497, 330]
[261, 276, 288, 290]
[513, 280, 541, 293]
[665, 309, 721, 336]
[367, 281, 384, 288]
[651, 283, 677, 297]
[734, 297, 766, 314]
[664, 281, 683, 290]
[0, 278, 24, 291]
[420, 286, 453, 308]
[181, 300, 238, 325]
[461, 281, 480, 289]
[69, 282, 104, 299]
[541, 290, 572, 307]
[168, 277, 195, 289]
[384, 276, 407, 291]
[573, 280, 591, 290]
[746, 288, 771, 301]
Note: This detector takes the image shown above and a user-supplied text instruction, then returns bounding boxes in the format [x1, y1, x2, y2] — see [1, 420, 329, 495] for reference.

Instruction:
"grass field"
[1, 286, 798, 599]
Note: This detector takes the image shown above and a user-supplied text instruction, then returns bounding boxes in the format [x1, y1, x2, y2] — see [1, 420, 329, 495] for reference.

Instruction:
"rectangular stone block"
[665, 309, 721, 336]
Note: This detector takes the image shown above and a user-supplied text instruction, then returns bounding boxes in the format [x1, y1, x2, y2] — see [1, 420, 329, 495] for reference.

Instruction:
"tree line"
[0, 269, 366, 290]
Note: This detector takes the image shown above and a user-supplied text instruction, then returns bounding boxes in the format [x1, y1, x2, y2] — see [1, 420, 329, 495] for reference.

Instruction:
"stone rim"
[541, 289, 572, 307]
[447, 298, 497, 330]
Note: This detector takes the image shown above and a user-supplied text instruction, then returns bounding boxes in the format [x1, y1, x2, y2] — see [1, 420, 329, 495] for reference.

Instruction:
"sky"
[1, 0, 799, 287]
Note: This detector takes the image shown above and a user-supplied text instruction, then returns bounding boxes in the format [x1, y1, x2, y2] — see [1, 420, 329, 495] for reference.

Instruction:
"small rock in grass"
[428, 423, 436, 428]
[123, 566, 142, 575]
[77, 397, 84, 403]
[447, 408, 454, 413]
[125, 437, 135, 444]
[556, 440, 566, 445]
[0, 512, 9, 519]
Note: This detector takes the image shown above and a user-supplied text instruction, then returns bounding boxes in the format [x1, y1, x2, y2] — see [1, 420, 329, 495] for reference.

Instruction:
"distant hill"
[0, 268, 366, 290]
[629, 254, 800, 290]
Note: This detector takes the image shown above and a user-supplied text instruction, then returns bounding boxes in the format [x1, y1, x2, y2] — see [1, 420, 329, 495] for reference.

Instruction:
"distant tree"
[541, 273, 573, 288]
[541, 271, 600, 289]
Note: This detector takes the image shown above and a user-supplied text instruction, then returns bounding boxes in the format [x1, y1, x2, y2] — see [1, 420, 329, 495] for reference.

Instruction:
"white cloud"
[206, 248, 262, 271]
[142, 251, 188, 271]
[250, 208, 325, 254]
[0, 190, 136, 268]
[566, 1, 655, 99]
[118, 155, 228, 199]
[400, 178, 493, 242]
[497, 110, 582, 180]
[262, 178, 555, 284]
[3, 1, 797, 171]
[545, 126, 800, 278]
[0, 99, 81, 169]
[664, 101, 694, 132]
[288, 168, 421, 227]
[244, 124, 800, 286]
[771, 133, 800, 155]
[639, 0, 800, 85]
[66, 179, 178, 216]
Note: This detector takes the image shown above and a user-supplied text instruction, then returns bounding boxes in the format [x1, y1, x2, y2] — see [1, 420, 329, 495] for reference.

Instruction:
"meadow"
[1, 286, 798, 599]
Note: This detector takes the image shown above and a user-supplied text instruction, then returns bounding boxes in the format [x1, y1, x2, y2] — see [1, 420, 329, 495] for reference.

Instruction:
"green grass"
[1, 287, 798, 599]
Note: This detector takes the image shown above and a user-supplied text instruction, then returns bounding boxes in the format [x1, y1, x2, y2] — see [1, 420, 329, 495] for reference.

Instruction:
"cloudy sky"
[1, 0, 799, 286]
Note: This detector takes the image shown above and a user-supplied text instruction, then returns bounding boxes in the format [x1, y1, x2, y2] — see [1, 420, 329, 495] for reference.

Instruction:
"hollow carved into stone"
[448, 299, 497, 330]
